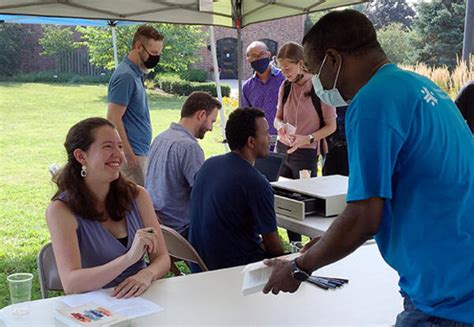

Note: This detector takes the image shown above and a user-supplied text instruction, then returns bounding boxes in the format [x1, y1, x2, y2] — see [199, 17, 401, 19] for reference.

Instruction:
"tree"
[39, 25, 77, 71]
[377, 23, 417, 65]
[411, 0, 465, 69]
[76, 24, 207, 74]
[307, 4, 365, 28]
[363, 0, 416, 29]
[0, 24, 31, 76]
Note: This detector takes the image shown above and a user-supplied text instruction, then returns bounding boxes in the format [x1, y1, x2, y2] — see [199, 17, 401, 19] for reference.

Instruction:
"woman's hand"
[112, 269, 154, 298]
[278, 127, 295, 146]
[126, 228, 158, 265]
[288, 134, 312, 154]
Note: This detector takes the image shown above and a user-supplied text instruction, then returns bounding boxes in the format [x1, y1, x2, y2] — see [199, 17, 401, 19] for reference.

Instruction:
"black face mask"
[144, 54, 160, 69]
[141, 42, 160, 69]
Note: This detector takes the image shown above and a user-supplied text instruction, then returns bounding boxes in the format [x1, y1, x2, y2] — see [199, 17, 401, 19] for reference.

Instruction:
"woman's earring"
[81, 165, 87, 178]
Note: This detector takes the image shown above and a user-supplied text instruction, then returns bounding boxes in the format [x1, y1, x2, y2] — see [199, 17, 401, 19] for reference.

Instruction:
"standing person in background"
[274, 41, 336, 243]
[107, 25, 164, 186]
[323, 106, 349, 176]
[242, 41, 286, 148]
[455, 80, 474, 133]
[264, 10, 474, 326]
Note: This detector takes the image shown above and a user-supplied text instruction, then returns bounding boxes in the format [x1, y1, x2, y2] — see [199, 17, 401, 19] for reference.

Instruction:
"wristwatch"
[291, 258, 310, 282]
[307, 134, 315, 144]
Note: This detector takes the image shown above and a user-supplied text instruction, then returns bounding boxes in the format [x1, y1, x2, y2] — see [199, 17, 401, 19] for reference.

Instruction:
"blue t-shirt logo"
[420, 86, 438, 106]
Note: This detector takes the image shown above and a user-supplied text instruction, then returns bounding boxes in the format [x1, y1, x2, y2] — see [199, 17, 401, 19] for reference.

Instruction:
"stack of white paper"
[241, 253, 300, 296]
[61, 289, 164, 320]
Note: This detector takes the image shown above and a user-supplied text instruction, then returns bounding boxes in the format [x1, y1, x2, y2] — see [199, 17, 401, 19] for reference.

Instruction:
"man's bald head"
[246, 41, 268, 55]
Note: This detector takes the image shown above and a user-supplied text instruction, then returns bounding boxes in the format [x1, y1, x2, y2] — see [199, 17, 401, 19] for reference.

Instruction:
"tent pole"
[111, 23, 119, 69]
[463, 0, 474, 67]
[237, 25, 243, 107]
[210, 26, 229, 153]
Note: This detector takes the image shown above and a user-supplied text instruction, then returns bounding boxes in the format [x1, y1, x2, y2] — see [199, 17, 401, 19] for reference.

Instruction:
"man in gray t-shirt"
[145, 92, 221, 237]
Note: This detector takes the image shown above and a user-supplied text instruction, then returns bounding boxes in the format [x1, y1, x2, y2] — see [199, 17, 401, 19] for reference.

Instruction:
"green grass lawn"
[0, 82, 293, 308]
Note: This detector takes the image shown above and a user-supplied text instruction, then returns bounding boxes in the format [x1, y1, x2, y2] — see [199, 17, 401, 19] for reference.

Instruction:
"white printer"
[271, 175, 348, 221]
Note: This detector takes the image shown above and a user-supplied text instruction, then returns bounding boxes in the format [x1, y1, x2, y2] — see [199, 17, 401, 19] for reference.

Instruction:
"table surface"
[0, 244, 402, 326]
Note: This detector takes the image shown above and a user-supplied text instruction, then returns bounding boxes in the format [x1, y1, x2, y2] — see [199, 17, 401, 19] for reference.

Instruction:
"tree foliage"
[38, 25, 77, 69]
[377, 23, 417, 65]
[363, 0, 416, 28]
[76, 24, 207, 73]
[0, 24, 31, 76]
[411, 0, 465, 69]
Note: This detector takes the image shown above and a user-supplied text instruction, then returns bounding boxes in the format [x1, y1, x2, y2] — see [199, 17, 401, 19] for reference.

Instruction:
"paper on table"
[61, 289, 164, 320]
[241, 252, 300, 296]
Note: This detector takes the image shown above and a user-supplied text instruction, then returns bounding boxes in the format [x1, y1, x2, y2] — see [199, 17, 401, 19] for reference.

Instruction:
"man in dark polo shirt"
[107, 25, 164, 186]
[189, 108, 284, 271]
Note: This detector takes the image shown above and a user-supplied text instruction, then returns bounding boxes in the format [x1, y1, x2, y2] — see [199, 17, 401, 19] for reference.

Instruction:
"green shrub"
[0, 71, 111, 84]
[179, 68, 209, 82]
[155, 74, 230, 97]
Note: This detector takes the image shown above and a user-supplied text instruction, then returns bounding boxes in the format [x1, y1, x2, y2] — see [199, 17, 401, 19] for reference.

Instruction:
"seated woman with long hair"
[46, 117, 170, 298]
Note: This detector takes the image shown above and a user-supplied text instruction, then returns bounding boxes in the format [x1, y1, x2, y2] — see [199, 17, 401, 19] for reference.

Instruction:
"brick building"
[18, 25, 56, 73]
[195, 15, 306, 80]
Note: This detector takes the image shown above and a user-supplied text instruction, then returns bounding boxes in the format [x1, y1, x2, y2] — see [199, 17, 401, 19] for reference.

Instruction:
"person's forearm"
[144, 253, 171, 282]
[108, 115, 135, 158]
[62, 254, 133, 294]
[297, 201, 381, 273]
[312, 123, 337, 141]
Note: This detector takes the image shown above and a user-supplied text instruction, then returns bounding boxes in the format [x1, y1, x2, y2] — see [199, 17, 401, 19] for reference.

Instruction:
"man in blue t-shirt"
[188, 108, 284, 271]
[107, 25, 164, 186]
[263, 10, 474, 326]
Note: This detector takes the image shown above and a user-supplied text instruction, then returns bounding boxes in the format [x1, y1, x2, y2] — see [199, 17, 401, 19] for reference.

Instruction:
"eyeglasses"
[247, 51, 267, 62]
[141, 42, 159, 56]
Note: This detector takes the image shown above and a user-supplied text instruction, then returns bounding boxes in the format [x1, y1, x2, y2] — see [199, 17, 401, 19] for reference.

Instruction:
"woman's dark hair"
[52, 117, 138, 222]
[225, 107, 265, 151]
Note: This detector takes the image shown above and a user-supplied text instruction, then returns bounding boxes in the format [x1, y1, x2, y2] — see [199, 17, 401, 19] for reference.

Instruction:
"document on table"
[241, 253, 300, 296]
[61, 289, 164, 319]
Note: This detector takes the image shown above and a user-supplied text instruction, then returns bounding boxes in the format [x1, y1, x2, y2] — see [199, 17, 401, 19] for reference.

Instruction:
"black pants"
[276, 142, 318, 242]
[322, 145, 349, 176]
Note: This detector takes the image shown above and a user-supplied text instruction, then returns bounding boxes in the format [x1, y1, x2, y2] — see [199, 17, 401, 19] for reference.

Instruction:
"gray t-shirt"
[145, 123, 204, 234]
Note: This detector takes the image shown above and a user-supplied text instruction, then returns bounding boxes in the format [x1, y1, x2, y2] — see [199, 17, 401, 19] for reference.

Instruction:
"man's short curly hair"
[225, 108, 265, 151]
[303, 9, 382, 61]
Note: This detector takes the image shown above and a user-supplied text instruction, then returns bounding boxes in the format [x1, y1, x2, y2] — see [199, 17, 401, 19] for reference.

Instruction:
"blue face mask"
[251, 57, 270, 74]
[311, 54, 350, 107]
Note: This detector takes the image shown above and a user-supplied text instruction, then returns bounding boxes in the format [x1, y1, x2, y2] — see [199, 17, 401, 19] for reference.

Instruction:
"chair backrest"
[37, 242, 63, 298]
[160, 226, 208, 273]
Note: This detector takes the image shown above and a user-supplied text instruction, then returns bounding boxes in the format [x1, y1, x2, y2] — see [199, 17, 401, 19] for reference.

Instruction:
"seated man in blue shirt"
[189, 108, 285, 271]
[145, 92, 221, 238]
[263, 10, 474, 326]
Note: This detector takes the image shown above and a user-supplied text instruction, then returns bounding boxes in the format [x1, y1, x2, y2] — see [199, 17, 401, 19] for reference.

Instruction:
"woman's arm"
[288, 102, 337, 153]
[46, 201, 143, 294]
[311, 102, 337, 140]
[112, 187, 171, 298]
[274, 82, 294, 146]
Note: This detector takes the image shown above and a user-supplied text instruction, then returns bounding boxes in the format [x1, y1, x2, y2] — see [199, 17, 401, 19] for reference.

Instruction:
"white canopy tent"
[0, 0, 366, 152]
[0, 0, 366, 100]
